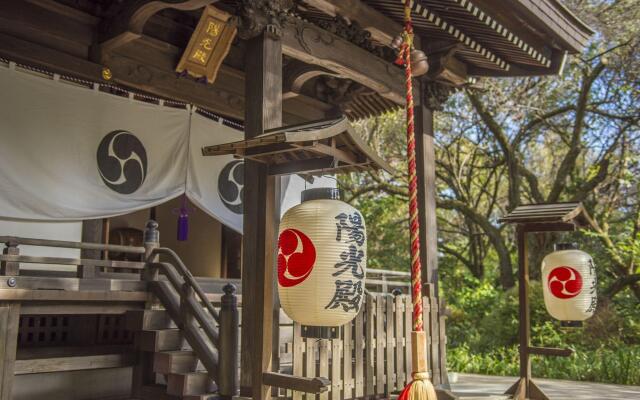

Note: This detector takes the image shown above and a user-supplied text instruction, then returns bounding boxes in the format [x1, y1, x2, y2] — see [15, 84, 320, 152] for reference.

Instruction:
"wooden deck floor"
[451, 373, 640, 400]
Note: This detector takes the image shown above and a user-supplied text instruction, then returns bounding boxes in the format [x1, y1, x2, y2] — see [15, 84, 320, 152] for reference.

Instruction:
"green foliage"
[353, 193, 409, 270]
[448, 344, 640, 385]
[339, 0, 640, 386]
[445, 278, 640, 384]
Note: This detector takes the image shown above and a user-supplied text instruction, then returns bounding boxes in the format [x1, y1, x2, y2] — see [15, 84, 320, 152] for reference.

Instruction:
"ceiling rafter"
[446, 0, 550, 67]
[402, 0, 510, 71]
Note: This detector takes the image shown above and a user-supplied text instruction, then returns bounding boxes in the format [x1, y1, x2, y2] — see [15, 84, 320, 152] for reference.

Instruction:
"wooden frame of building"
[0, 1, 592, 400]
[499, 203, 595, 400]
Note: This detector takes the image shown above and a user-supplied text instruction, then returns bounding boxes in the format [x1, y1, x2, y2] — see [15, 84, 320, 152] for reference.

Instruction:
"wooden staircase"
[126, 309, 220, 400]
[124, 227, 239, 400]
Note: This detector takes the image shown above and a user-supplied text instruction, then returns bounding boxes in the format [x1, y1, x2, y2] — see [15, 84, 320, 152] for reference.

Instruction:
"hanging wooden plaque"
[176, 5, 237, 84]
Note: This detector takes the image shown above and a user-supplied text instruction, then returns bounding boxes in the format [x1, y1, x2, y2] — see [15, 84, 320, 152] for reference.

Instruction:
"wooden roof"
[0, 0, 594, 125]
[202, 117, 392, 175]
[498, 202, 594, 227]
[358, 0, 594, 77]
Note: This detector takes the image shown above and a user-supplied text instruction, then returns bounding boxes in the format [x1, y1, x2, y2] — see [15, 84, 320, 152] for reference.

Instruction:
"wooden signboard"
[176, 5, 237, 84]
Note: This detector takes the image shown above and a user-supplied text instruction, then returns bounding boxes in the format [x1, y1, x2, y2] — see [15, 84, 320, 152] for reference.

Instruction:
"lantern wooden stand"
[203, 116, 391, 176]
[203, 116, 390, 397]
[499, 202, 595, 400]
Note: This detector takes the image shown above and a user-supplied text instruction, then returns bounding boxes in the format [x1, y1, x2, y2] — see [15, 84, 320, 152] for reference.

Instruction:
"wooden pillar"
[0, 302, 20, 400]
[240, 30, 282, 400]
[517, 226, 531, 384]
[132, 220, 160, 399]
[81, 219, 103, 258]
[415, 80, 455, 392]
[414, 89, 439, 296]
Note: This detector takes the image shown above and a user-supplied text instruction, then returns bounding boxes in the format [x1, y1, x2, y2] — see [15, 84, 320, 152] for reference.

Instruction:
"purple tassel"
[176, 196, 189, 241]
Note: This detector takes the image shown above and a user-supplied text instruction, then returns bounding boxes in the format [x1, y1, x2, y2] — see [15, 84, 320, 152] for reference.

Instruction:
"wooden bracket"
[528, 346, 573, 357]
[505, 377, 550, 400]
[435, 387, 458, 400]
[262, 372, 331, 394]
[98, 0, 218, 57]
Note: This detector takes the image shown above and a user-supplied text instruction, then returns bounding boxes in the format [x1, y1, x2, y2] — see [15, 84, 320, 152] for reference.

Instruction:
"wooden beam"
[0, 289, 149, 302]
[299, 0, 404, 46]
[0, 255, 144, 270]
[102, 41, 245, 120]
[262, 372, 331, 393]
[14, 353, 135, 375]
[268, 157, 336, 176]
[292, 142, 359, 165]
[0, 303, 20, 400]
[0, 27, 322, 125]
[240, 30, 282, 400]
[527, 346, 573, 357]
[0, 32, 102, 81]
[98, 0, 218, 53]
[0, 0, 95, 59]
[281, 18, 405, 105]
[104, 35, 328, 123]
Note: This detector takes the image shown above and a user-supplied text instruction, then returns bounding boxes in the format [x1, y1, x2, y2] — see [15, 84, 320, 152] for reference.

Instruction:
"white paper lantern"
[541, 243, 597, 323]
[277, 188, 367, 326]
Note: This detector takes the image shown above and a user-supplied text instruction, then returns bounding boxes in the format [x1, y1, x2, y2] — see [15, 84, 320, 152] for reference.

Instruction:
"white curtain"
[186, 111, 245, 232]
[0, 65, 189, 220]
[0, 65, 335, 233]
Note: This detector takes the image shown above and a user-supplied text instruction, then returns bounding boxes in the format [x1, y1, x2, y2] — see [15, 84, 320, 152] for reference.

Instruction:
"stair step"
[139, 384, 180, 400]
[167, 372, 216, 397]
[138, 329, 187, 352]
[183, 394, 220, 400]
[126, 310, 176, 331]
[154, 350, 205, 374]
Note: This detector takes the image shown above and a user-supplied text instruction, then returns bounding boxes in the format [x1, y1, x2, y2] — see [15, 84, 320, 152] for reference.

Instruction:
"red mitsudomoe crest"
[278, 228, 316, 287]
[548, 266, 583, 299]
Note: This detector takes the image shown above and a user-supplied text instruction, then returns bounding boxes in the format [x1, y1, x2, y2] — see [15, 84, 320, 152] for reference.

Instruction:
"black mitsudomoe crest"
[97, 130, 148, 195]
[218, 160, 244, 214]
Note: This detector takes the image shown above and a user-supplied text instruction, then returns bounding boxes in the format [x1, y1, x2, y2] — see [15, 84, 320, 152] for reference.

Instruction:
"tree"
[340, 0, 640, 299]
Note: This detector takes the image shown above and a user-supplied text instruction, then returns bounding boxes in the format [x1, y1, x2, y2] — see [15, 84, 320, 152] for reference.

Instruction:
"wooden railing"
[365, 268, 411, 293]
[278, 292, 441, 400]
[0, 235, 146, 278]
[141, 221, 239, 398]
[0, 225, 241, 398]
[0, 228, 446, 399]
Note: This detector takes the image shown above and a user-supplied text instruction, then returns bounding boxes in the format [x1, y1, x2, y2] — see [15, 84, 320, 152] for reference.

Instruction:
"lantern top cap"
[201, 117, 392, 176]
[498, 202, 595, 229]
[302, 187, 342, 202]
[554, 242, 578, 251]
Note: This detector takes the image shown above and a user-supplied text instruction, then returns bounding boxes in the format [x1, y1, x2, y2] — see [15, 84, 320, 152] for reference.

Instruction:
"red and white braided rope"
[397, 2, 424, 332]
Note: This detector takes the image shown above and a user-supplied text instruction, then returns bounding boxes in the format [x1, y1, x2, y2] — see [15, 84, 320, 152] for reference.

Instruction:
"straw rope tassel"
[398, 2, 437, 400]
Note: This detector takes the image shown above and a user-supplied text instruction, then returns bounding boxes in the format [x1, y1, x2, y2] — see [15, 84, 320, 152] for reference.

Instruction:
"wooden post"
[0, 302, 20, 400]
[142, 220, 160, 281]
[499, 207, 589, 400]
[101, 217, 110, 260]
[518, 226, 531, 387]
[1, 240, 19, 276]
[219, 283, 239, 399]
[415, 81, 439, 295]
[132, 220, 160, 398]
[504, 226, 532, 399]
[80, 219, 103, 277]
[415, 79, 448, 389]
[240, 29, 282, 400]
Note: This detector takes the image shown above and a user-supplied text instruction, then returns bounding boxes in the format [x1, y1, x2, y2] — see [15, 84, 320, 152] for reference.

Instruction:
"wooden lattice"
[18, 314, 132, 348]
[97, 315, 132, 345]
[18, 315, 70, 347]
